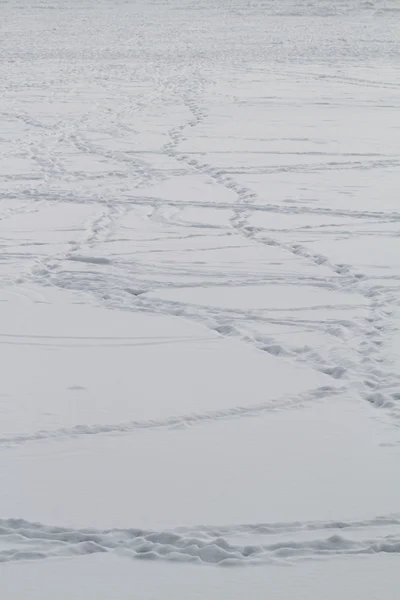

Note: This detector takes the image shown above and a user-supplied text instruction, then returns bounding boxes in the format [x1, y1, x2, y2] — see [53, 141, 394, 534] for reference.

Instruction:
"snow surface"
[1, 0, 400, 596]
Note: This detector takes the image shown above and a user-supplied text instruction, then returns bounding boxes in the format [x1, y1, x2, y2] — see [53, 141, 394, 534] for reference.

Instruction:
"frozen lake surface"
[1, 0, 400, 596]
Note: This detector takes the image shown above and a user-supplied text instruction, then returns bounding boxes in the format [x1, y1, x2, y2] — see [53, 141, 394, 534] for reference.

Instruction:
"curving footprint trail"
[0, 385, 341, 449]
[151, 84, 400, 422]
[8, 61, 399, 428]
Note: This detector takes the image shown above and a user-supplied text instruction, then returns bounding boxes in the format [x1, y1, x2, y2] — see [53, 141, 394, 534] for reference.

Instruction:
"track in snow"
[1, 514, 400, 566]
[1, 0, 400, 585]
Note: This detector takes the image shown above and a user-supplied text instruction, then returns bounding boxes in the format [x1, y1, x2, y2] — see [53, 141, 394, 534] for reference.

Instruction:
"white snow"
[1, 0, 400, 596]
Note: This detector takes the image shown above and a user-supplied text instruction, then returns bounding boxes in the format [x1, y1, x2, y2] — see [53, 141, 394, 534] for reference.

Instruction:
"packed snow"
[1, 0, 400, 597]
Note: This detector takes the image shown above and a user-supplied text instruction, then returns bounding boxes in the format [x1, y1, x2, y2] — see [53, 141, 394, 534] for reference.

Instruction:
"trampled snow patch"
[1, 513, 400, 566]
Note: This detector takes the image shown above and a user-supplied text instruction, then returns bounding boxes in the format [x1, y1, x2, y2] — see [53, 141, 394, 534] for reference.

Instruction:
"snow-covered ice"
[1, 0, 400, 596]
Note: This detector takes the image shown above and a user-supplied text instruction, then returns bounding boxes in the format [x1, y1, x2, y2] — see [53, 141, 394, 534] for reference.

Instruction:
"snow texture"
[1, 0, 400, 597]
